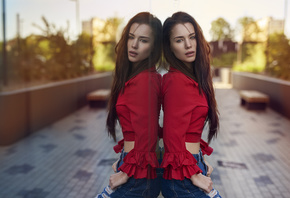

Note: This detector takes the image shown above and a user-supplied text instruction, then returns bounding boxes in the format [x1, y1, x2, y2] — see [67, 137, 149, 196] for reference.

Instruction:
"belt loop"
[196, 154, 201, 163]
[121, 149, 125, 160]
[199, 149, 203, 164]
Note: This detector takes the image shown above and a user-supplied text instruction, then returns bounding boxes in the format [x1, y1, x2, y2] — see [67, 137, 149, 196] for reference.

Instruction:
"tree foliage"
[237, 16, 261, 42]
[93, 17, 123, 71]
[212, 52, 237, 68]
[233, 43, 266, 73]
[1, 16, 122, 90]
[210, 17, 233, 41]
[267, 33, 290, 80]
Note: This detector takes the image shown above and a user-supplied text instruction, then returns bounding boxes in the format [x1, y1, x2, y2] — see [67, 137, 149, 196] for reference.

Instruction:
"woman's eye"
[140, 39, 148, 43]
[176, 39, 183, 43]
[190, 36, 196, 40]
[129, 35, 134, 39]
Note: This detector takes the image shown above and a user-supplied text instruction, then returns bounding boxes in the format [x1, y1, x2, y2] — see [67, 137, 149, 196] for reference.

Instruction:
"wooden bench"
[87, 89, 111, 108]
[239, 90, 269, 110]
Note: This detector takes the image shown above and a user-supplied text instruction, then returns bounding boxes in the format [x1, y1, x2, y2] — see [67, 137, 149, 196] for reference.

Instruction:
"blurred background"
[0, 0, 289, 91]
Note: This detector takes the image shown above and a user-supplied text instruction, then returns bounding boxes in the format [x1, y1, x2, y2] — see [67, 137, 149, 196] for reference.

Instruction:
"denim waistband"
[120, 149, 128, 161]
[192, 149, 204, 164]
[119, 149, 204, 166]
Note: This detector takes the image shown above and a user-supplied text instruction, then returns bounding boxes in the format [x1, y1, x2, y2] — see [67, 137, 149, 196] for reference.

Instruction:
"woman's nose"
[185, 39, 192, 49]
[132, 39, 138, 49]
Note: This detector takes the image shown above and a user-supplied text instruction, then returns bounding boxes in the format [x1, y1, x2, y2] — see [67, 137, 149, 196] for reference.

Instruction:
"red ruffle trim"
[118, 149, 159, 179]
[200, 139, 213, 156]
[113, 139, 124, 153]
[161, 150, 202, 180]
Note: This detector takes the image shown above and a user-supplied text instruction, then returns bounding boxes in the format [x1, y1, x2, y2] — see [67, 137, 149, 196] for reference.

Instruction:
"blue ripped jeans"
[161, 150, 211, 198]
[110, 150, 161, 198]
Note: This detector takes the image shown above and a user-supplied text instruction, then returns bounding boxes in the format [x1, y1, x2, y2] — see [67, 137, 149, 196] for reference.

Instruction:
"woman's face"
[170, 22, 197, 68]
[127, 23, 154, 67]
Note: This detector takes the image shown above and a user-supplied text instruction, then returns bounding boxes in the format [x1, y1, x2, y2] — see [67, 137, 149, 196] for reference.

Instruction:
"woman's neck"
[184, 62, 192, 69]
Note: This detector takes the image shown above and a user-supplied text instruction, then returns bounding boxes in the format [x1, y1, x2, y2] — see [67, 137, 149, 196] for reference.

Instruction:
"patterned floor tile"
[254, 176, 274, 186]
[17, 188, 49, 198]
[73, 134, 86, 140]
[222, 139, 238, 147]
[5, 147, 17, 156]
[217, 160, 248, 170]
[5, 164, 34, 175]
[68, 126, 86, 132]
[269, 130, 285, 136]
[74, 149, 96, 158]
[253, 153, 276, 163]
[97, 158, 119, 166]
[73, 170, 92, 182]
[40, 144, 57, 153]
[266, 138, 280, 144]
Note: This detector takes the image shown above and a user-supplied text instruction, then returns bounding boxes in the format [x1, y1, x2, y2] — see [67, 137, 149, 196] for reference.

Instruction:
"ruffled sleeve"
[119, 149, 159, 179]
[200, 139, 213, 156]
[161, 70, 203, 180]
[118, 70, 161, 179]
[113, 139, 124, 153]
[161, 150, 202, 180]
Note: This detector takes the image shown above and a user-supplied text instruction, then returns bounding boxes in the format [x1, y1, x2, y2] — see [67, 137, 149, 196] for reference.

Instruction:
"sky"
[3, 0, 290, 41]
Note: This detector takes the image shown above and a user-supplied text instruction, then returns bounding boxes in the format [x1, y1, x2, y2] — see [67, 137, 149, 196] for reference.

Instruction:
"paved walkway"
[1, 82, 290, 198]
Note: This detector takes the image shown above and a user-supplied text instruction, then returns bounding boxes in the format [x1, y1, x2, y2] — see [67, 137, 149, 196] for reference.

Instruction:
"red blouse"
[115, 68, 161, 179]
[161, 67, 210, 180]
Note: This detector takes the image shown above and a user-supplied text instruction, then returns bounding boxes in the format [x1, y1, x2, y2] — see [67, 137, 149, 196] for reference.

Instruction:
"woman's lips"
[185, 51, 195, 57]
[129, 51, 138, 57]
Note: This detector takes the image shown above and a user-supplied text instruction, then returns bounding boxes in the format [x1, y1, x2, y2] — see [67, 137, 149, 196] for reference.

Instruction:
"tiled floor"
[1, 84, 290, 198]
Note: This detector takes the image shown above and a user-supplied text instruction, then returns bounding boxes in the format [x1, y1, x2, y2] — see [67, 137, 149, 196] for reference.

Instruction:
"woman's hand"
[204, 158, 213, 177]
[112, 159, 119, 173]
[109, 171, 130, 190]
[190, 173, 213, 193]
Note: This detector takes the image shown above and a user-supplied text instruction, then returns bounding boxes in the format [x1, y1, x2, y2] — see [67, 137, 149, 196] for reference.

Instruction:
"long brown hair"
[163, 11, 219, 143]
[107, 12, 162, 141]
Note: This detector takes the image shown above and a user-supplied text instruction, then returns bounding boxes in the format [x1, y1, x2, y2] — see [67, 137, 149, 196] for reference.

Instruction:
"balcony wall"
[0, 72, 113, 146]
[232, 71, 290, 118]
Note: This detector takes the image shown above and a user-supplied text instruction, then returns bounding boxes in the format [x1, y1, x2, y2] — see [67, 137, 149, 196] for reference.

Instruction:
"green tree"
[268, 33, 290, 80]
[212, 52, 237, 68]
[102, 17, 123, 63]
[73, 32, 94, 74]
[233, 43, 266, 73]
[210, 17, 233, 41]
[93, 17, 123, 71]
[34, 17, 74, 80]
[236, 17, 262, 64]
[33, 16, 93, 80]
[7, 35, 46, 83]
[237, 17, 260, 42]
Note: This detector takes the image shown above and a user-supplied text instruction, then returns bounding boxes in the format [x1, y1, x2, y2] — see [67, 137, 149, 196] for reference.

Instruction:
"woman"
[161, 12, 221, 198]
[96, 12, 162, 198]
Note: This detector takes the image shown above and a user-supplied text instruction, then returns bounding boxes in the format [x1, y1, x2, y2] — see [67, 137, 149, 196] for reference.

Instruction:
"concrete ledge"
[0, 72, 113, 146]
[232, 71, 290, 118]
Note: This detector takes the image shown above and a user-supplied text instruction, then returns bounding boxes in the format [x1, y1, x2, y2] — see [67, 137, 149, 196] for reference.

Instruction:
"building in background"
[210, 40, 238, 58]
